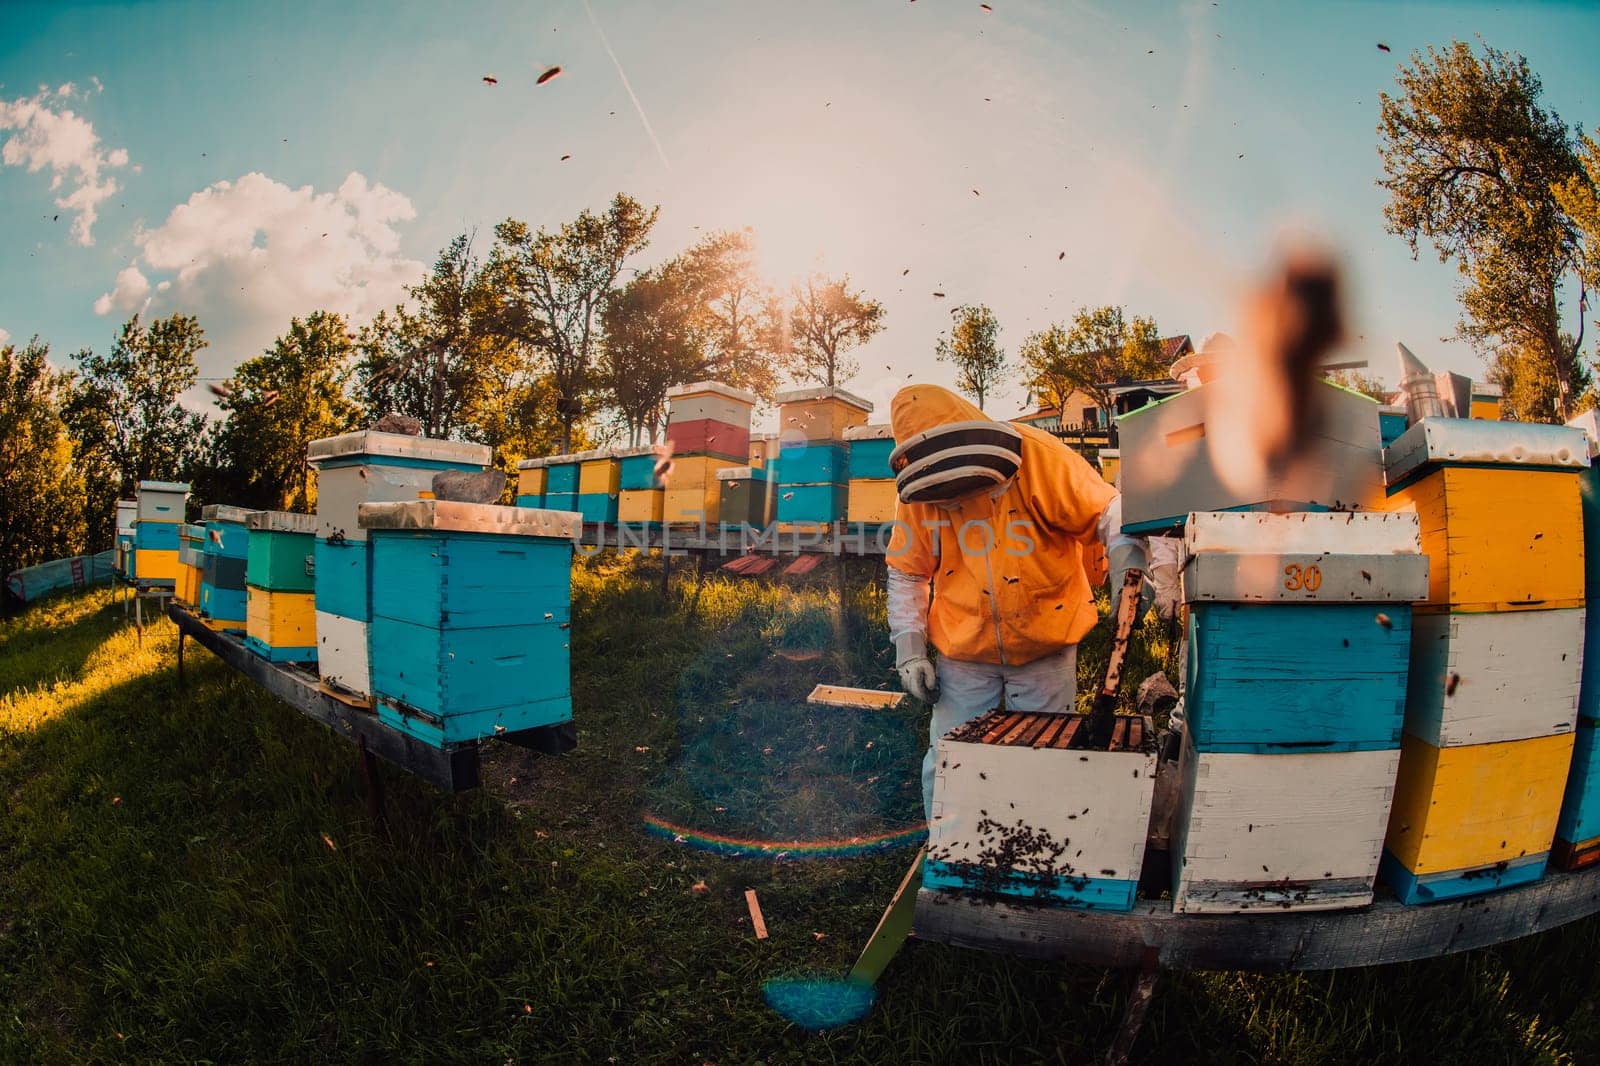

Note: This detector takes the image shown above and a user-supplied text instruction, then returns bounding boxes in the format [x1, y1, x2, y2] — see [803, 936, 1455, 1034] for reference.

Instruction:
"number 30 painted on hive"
[1283, 564, 1323, 591]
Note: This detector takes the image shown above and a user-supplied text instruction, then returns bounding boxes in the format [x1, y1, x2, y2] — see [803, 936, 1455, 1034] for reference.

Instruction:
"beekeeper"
[884, 384, 1151, 820]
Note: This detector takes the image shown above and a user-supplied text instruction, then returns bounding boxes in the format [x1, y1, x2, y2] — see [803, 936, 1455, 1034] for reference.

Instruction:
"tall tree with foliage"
[599, 259, 705, 445]
[1019, 306, 1165, 418]
[356, 235, 499, 439]
[1488, 333, 1594, 422]
[935, 304, 1008, 411]
[489, 194, 658, 451]
[65, 313, 210, 540]
[1378, 40, 1592, 421]
[0, 337, 86, 587]
[776, 273, 885, 387]
[1327, 369, 1392, 403]
[207, 312, 362, 512]
[680, 229, 783, 399]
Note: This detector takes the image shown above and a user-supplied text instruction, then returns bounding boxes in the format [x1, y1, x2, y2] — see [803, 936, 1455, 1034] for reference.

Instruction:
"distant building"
[1012, 335, 1194, 441]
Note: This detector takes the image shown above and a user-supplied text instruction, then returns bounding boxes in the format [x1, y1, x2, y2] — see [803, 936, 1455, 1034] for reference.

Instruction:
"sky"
[2, 0, 1598, 424]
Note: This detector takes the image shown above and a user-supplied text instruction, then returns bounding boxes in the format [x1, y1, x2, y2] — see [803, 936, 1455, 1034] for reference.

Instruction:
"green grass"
[2, 560, 1599, 1064]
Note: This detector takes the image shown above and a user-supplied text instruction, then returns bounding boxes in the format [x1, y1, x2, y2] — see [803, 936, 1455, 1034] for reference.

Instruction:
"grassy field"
[3, 556, 1600, 1064]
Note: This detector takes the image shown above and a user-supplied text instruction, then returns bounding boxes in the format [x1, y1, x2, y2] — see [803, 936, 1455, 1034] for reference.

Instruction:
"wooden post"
[358, 735, 387, 826]
[1104, 947, 1160, 1066]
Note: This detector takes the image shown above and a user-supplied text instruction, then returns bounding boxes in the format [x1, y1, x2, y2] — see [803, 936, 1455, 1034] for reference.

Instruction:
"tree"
[0, 337, 85, 587]
[65, 313, 210, 542]
[935, 304, 1008, 410]
[776, 273, 885, 387]
[1019, 306, 1166, 417]
[1327, 369, 1392, 403]
[207, 312, 362, 512]
[599, 259, 705, 445]
[489, 194, 659, 451]
[1488, 334, 1594, 422]
[356, 235, 499, 439]
[1378, 40, 1591, 421]
[680, 229, 783, 399]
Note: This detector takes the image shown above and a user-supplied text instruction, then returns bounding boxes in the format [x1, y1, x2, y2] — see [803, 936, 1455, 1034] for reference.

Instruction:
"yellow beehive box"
[846, 479, 897, 524]
[1470, 381, 1502, 421]
[246, 588, 318, 662]
[516, 458, 548, 498]
[133, 548, 179, 583]
[665, 485, 719, 525]
[618, 488, 664, 525]
[1382, 731, 1572, 902]
[1098, 448, 1120, 486]
[574, 448, 621, 495]
[661, 454, 730, 492]
[775, 386, 873, 441]
[1384, 420, 1588, 612]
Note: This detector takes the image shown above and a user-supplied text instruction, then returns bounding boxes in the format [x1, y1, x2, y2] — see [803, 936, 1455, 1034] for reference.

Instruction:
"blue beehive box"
[777, 483, 848, 525]
[546, 459, 580, 496]
[199, 504, 259, 629]
[777, 441, 848, 485]
[361, 500, 578, 748]
[845, 427, 896, 480]
[1172, 510, 1428, 913]
[618, 448, 662, 491]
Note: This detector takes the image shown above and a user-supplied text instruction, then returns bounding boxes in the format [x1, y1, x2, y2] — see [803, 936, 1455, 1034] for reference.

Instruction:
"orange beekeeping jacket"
[886, 385, 1116, 666]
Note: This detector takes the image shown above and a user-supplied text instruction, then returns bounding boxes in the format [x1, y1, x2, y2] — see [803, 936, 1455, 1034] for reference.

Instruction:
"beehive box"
[575, 446, 621, 524]
[176, 523, 206, 607]
[306, 431, 491, 543]
[664, 380, 758, 428]
[846, 480, 897, 526]
[1383, 418, 1588, 611]
[115, 500, 137, 577]
[665, 417, 749, 462]
[1172, 511, 1426, 913]
[618, 489, 664, 526]
[136, 479, 189, 523]
[663, 454, 734, 524]
[1555, 412, 1600, 866]
[748, 433, 777, 470]
[1471, 381, 1503, 421]
[545, 458, 580, 497]
[1379, 405, 1408, 450]
[245, 511, 316, 593]
[614, 446, 664, 525]
[199, 505, 258, 629]
[543, 491, 579, 514]
[361, 501, 577, 748]
[775, 386, 872, 441]
[1403, 608, 1583, 747]
[924, 710, 1156, 911]
[515, 456, 548, 507]
[776, 483, 848, 526]
[132, 519, 181, 586]
[245, 587, 317, 662]
[777, 441, 848, 485]
[1097, 448, 1120, 486]
[717, 467, 767, 528]
[843, 423, 895, 479]
[1173, 734, 1402, 913]
[1382, 731, 1573, 903]
[1117, 380, 1385, 534]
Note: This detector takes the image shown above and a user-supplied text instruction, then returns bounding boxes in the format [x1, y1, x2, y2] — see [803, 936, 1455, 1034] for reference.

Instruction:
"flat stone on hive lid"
[432, 469, 507, 504]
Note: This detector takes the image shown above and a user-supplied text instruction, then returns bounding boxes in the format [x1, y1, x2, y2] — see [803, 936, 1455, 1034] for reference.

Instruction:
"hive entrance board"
[806, 685, 908, 711]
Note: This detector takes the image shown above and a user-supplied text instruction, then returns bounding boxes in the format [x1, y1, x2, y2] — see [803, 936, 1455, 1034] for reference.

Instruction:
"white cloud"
[93, 265, 151, 316]
[0, 85, 128, 245]
[0, 327, 11, 348]
[96, 170, 425, 389]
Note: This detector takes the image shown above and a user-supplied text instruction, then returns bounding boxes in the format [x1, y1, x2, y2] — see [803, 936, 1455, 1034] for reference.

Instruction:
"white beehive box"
[315, 611, 371, 701]
[924, 711, 1156, 911]
[136, 479, 190, 523]
[1172, 734, 1401, 913]
[1405, 608, 1585, 747]
[306, 431, 491, 542]
[664, 380, 759, 425]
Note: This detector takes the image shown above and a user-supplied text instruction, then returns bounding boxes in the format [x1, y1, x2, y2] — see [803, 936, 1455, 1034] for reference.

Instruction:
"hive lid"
[843, 423, 895, 441]
[568, 447, 618, 462]
[1566, 410, 1600, 458]
[246, 510, 317, 534]
[1185, 510, 1422, 556]
[201, 504, 261, 524]
[613, 445, 661, 459]
[544, 453, 582, 466]
[137, 479, 191, 493]
[515, 456, 552, 470]
[664, 380, 759, 406]
[180, 523, 206, 538]
[357, 499, 580, 539]
[774, 385, 874, 412]
[305, 430, 491, 467]
[1384, 417, 1590, 485]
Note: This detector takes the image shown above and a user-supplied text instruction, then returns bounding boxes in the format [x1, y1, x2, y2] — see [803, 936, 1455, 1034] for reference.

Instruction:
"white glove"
[894, 633, 940, 704]
[1107, 539, 1154, 622]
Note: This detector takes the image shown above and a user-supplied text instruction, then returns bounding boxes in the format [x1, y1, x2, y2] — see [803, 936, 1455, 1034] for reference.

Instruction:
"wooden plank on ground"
[746, 889, 769, 939]
[807, 685, 909, 710]
[848, 848, 926, 984]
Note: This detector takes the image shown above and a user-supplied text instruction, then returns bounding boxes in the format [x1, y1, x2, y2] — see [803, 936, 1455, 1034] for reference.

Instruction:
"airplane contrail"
[580, 0, 672, 172]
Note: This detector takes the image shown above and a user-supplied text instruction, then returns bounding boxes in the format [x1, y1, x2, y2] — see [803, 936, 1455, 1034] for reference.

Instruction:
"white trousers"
[921, 644, 1079, 822]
